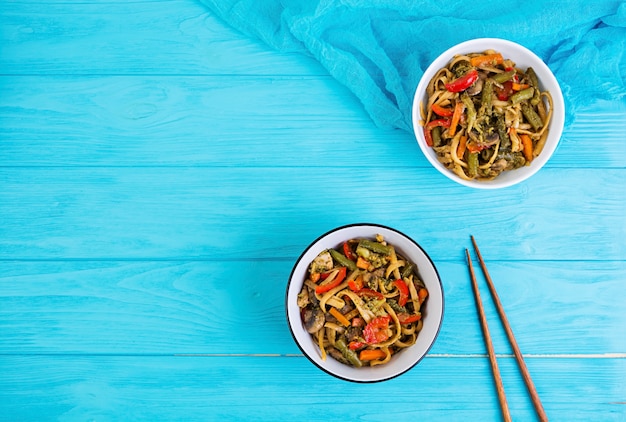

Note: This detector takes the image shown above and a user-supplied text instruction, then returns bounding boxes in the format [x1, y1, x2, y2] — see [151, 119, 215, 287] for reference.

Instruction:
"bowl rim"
[411, 37, 565, 189]
[285, 222, 445, 383]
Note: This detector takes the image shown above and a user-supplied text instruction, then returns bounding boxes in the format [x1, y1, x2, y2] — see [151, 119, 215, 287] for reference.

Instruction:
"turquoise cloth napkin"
[199, 0, 626, 132]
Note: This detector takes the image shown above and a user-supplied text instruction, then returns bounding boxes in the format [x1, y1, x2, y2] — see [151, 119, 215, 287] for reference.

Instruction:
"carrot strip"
[329, 307, 350, 327]
[448, 101, 464, 137]
[359, 349, 388, 361]
[470, 53, 504, 67]
[457, 135, 467, 158]
[512, 82, 530, 91]
[448, 101, 465, 136]
[521, 134, 534, 162]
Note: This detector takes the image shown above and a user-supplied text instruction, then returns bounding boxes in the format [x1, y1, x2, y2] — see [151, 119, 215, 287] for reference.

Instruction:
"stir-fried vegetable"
[422, 49, 554, 181]
[298, 235, 428, 368]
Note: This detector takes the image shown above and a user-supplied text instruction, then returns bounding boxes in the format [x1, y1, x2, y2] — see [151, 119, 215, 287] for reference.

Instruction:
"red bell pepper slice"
[495, 80, 514, 101]
[349, 341, 365, 350]
[315, 267, 346, 294]
[363, 315, 391, 344]
[393, 279, 409, 307]
[348, 274, 363, 292]
[423, 118, 451, 146]
[445, 69, 479, 93]
[357, 288, 384, 300]
[398, 313, 422, 324]
[342, 242, 356, 261]
[431, 103, 454, 117]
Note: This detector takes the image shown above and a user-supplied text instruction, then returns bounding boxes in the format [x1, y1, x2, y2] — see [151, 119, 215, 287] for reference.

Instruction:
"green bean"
[491, 69, 516, 84]
[401, 263, 414, 278]
[521, 103, 544, 130]
[530, 89, 541, 106]
[480, 79, 493, 115]
[335, 338, 362, 367]
[526, 67, 539, 87]
[358, 239, 392, 256]
[431, 126, 442, 147]
[496, 113, 510, 149]
[467, 152, 478, 177]
[525, 67, 542, 105]
[461, 92, 476, 130]
[510, 87, 535, 105]
[329, 248, 357, 271]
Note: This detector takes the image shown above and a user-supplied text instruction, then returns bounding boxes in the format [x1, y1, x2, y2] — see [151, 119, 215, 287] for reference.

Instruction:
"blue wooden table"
[1, 1, 625, 421]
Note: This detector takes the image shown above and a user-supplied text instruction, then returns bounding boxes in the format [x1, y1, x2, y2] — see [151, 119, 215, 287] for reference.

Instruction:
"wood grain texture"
[1, 167, 624, 260]
[1, 0, 625, 421]
[0, 0, 323, 76]
[0, 355, 624, 422]
[1, 260, 624, 355]
[1, 76, 625, 168]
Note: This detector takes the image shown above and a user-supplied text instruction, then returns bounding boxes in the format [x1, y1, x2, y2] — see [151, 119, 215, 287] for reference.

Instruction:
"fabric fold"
[198, 0, 626, 132]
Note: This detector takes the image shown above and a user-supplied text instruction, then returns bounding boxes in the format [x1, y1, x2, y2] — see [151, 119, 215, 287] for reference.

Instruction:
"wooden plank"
[1, 167, 624, 261]
[1, 260, 624, 355]
[0, 0, 322, 76]
[0, 355, 624, 421]
[1, 76, 625, 168]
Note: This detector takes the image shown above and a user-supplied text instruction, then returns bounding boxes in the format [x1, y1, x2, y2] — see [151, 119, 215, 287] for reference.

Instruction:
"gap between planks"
[1, 353, 623, 358]
[175, 353, 626, 358]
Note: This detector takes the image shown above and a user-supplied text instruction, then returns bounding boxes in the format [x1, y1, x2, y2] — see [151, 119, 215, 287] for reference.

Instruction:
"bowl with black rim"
[285, 223, 444, 383]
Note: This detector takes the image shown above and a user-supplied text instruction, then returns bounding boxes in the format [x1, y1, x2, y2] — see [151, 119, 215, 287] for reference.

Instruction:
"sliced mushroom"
[466, 76, 484, 96]
[302, 306, 325, 333]
[491, 158, 509, 172]
[484, 130, 500, 145]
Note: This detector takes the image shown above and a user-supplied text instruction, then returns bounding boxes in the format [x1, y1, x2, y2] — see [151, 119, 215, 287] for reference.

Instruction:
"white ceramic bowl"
[412, 38, 565, 189]
[286, 223, 444, 383]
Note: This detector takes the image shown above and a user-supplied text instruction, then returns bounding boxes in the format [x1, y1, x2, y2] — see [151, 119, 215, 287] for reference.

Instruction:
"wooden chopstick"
[470, 236, 549, 422]
[466, 248, 511, 422]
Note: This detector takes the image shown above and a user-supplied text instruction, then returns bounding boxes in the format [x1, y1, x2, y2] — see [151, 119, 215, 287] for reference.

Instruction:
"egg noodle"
[421, 50, 554, 181]
[297, 235, 428, 368]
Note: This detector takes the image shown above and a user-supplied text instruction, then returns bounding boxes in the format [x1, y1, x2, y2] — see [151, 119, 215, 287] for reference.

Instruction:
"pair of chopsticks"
[466, 236, 548, 422]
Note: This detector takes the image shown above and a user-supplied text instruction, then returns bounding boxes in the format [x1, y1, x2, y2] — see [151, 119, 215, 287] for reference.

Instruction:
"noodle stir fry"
[297, 235, 428, 368]
[421, 50, 553, 181]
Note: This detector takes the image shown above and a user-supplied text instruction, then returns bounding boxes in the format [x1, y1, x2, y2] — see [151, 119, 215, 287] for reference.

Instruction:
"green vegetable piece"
[335, 338, 362, 367]
[526, 67, 539, 88]
[492, 69, 516, 84]
[480, 79, 493, 116]
[461, 92, 476, 129]
[496, 114, 510, 149]
[467, 152, 479, 177]
[525, 67, 542, 105]
[329, 248, 357, 271]
[521, 103, 544, 130]
[358, 239, 392, 256]
[401, 263, 414, 279]
[510, 87, 534, 105]
[530, 89, 541, 106]
[387, 298, 407, 314]
[431, 126, 442, 147]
